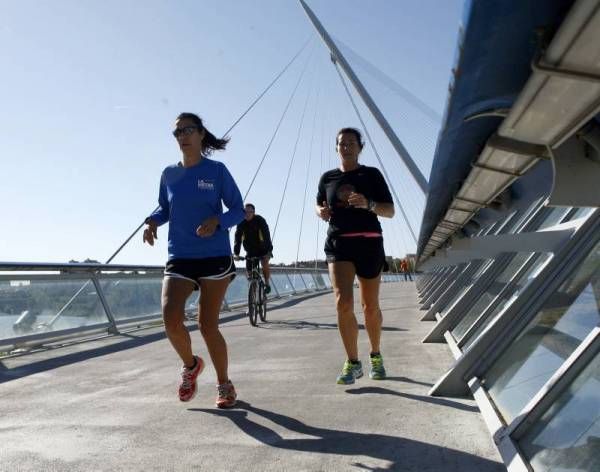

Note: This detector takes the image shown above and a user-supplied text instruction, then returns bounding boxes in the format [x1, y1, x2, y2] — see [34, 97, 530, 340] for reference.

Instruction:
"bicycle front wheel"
[247, 280, 258, 326]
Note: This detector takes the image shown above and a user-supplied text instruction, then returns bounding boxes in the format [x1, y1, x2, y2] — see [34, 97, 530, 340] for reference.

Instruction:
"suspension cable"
[272, 61, 317, 243]
[104, 39, 311, 264]
[243, 43, 315, 200]
[314, 93, 327, 269]
[336, 38, 442, 126]
[333, 61, 418, 244]
[296, 79, 321, 269]
[223, 38, 311, 138]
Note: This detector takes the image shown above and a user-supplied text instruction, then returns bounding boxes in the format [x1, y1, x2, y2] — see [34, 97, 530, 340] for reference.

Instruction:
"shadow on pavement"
[0, 330, 168, 383]
[344, 386, 479, 412]
[190, 401, 503, 471]
[384, 376, 434, 387]
[258, 320, 406, 332]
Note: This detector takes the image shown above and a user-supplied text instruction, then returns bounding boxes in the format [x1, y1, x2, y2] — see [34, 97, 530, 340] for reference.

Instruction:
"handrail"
[0, 262, 164, 272]
[0, 262, 370, 354]
[0, 262, 330, 273]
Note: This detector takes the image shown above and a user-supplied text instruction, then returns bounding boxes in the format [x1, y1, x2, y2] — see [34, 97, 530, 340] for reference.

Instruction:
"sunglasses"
[172, 126, 200, 138]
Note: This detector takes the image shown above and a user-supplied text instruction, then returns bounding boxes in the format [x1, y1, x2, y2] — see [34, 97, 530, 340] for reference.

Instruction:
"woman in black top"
[316, 127, 395, 385]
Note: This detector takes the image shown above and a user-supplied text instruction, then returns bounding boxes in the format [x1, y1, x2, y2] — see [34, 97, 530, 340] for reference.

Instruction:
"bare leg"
[162, 277, 196, 367]
[329, 261, 359, 360]
[358, 274, 383, 354]
[198, 277, 231, 384]
[261, 256, 271, 286]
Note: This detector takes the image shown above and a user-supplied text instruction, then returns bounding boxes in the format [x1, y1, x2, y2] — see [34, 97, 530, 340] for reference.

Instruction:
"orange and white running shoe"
[179, 356, 205, 402]
[215, 380, 237, 408]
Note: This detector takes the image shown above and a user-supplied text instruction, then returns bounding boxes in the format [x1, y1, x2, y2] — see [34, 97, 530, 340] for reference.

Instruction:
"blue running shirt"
[148, 158, 245, 260]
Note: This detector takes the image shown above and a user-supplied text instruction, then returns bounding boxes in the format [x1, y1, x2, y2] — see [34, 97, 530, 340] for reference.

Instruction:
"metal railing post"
[91, 275, 119, 335]
[285, 272, 296, 295]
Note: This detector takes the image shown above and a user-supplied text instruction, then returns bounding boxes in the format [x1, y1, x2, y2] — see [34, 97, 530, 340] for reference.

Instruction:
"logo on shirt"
[335, 184, 355, 208]
[198, 179, 215, 190]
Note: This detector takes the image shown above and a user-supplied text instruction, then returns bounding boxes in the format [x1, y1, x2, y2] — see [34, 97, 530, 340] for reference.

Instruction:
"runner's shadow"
[384, 376, 434, 387]
[257, 320, 338, 330]
[259, 320, 405, 332]
[344, 386, 479, 412]
[190, 401, 503, 471]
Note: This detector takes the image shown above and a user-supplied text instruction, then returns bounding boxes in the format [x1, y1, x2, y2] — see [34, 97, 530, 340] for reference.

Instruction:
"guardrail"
[0, 262, 402, 353]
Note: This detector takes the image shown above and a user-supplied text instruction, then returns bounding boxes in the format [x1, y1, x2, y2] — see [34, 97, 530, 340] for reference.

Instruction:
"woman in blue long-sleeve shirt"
[143, 112, 244, 408]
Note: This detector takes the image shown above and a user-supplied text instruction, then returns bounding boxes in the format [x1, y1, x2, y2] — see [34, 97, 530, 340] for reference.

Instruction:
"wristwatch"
[367, 199, 377, 212]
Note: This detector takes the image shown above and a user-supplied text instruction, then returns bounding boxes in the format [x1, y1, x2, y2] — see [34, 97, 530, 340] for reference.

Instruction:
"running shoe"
[336, 360, 363, 385]
[369, 354, 387, 380]
[216, 380, 237, 408]
[179, 356, 205, 402]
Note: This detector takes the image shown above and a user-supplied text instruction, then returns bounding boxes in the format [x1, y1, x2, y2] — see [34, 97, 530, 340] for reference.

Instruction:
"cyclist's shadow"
[189, 401, 504, 471]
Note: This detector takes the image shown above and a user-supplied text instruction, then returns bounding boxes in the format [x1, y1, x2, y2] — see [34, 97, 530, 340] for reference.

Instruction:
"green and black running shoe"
[336, 360, 363, 385]
[369, 354, 387, 380]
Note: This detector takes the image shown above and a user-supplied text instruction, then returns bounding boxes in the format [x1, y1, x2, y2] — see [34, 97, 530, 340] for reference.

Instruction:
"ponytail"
[201, 129, 229, 156]
[176, 112, 229, 156]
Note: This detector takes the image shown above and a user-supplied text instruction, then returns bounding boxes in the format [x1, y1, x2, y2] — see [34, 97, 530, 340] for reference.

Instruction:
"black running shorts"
[324, 236, 388, 279]
[164, 256, 236, 290]
[244, 251, 271, 272]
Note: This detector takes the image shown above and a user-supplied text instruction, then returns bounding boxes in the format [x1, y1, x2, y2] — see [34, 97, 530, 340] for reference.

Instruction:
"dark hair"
[176, 112, 229, 156]
[336, 127, 364, 150]
[245, 203, 255, 211]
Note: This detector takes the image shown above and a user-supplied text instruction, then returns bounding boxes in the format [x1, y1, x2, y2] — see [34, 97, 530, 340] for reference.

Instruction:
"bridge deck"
[1, 282, 503, 471]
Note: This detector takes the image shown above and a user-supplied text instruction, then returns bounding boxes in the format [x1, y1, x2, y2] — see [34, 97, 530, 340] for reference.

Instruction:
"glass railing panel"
[462, 253, 552, 350]
[288, 272, 307, 292]
[458, 205, 587, 349]
[539, 207, 572, 229]
[564, 206, 594, 222]
[505, 198, 545, 234]
[313, 272, 328, 289]
[1, 277, 109, 340]
[452, 252, 532, 339]
[300, 272, 316, 290]
[518, 351, 600, 471]
[439, 259, 494, 317]
[98, 276, 163, 321]
[270, 273, 294, 296]
[483, 240, 600, 422]
[225, 274, 249, 305]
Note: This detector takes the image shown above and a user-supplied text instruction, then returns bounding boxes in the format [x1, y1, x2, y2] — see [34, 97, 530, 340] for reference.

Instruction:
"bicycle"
[238, 256, 267, 326]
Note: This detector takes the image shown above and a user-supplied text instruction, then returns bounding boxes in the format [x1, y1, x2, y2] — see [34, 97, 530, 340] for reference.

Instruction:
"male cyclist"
[233, 203, 273, 293]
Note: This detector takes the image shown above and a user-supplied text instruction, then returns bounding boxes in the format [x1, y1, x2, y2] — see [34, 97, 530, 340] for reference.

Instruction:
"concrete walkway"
[0, 282, 504, 471]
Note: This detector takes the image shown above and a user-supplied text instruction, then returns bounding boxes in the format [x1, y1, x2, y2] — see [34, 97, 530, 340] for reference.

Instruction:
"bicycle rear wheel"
[247, 280, 258, 326]
[259, 280, 267, 322]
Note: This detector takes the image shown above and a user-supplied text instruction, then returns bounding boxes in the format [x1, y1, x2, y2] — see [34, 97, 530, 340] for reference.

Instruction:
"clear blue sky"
[0, 0, 463, 265]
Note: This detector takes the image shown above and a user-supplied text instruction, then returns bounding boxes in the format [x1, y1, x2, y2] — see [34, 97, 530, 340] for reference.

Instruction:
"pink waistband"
[339, 232, 382, 238]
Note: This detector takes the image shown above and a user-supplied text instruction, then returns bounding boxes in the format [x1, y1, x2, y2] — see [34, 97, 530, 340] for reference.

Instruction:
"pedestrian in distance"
[400, 258, 413, 281]
[143, 112, 245, 408]
[315, 127, 395, 385]
[233, 203, 273, 293]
